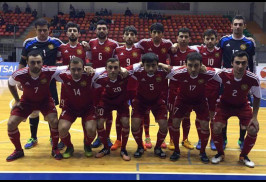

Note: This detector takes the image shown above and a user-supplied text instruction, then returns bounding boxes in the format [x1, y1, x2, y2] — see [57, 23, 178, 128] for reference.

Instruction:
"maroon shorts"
[59, 106, 96, 123]
[11, 97, 57, 119]
[173, 99, 210, 121]
[132, 97, 167, 121]
[97, 102, 129, 119]
[127, 90, 137, 102]
[205, 88, 219, 112]
[213, 102, 253, 126]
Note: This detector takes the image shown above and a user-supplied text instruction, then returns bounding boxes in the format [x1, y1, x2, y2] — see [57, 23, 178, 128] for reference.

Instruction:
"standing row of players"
[6, 15, 260, 167]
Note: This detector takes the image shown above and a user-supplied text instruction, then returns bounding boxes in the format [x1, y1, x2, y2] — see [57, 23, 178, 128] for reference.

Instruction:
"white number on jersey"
[208, 58, 214, 66]
[34, 87, 38, 94]
[150, 84, 154, 90]
[113, 87, 122, 93]
[99, 53, 102, 60]
[73, 89, 81, 96]
[190, 85, 196, 91]
[232, 90, 238, 97]
[126, 58, 131, 66]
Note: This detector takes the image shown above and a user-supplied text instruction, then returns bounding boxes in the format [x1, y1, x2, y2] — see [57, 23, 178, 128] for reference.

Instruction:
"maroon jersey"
[94, 71, 128, 106]
[131, 66, 168, 102]
[168, 66, 217, 104]
[10, 66, 64, 104]
[169, 46, 198, 66]
[216, 69, 261, 107]
[114, 44, 143, 91]
[88, 38, 119, 68]
[57, 43, 86, 65]
[56, 71, 95, 112]
[135, 38, 172, 64]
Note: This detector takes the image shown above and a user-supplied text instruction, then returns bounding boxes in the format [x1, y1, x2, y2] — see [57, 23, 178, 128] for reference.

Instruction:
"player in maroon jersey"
[211, 51, 261, 168]
[83, 20, 119, 148]
[135, 23, 172, 149]
[168, 27, 198, 151]
[55, 57, 105, 159]
[111, 26, 144, 151]
[6, 50, 67, 162]
[167, 52, 218, 163]
[130, 53, 169, 159]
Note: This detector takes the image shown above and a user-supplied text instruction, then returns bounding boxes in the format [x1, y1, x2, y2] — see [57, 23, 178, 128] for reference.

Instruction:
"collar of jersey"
[231, 34, 245, 40]
[36, 36, 49, 42]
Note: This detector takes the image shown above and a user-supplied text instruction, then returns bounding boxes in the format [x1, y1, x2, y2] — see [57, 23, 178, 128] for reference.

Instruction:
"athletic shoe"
[154, 147, 166, 159]
[95, 148, 110, 158]
[51, 148, 63, 160]
[120, 149, 131, 161]
[223, 139, 227, 150]
[134, 147, 145, 158]
[210, 139, 217, 151]
[211, 153, 225, 164]
[200, 152, 210, 164]
[63, 147, 74, 159]
[84, 144, 93, 157]
[170, 151, 180, 161]
[49, 138, 65, 150]
[24, 138, 38, 149]
[239, 155, 255, 168]
[6, 150, 24, 162]
[111, 140, 122, 151]
[196, 139, 201, 150]
[168, 139, 175, 150]
[145, 136, 152, 149]
[238, 139, 244, 150]
[91, 137, 102, 148]
[161, 140, 167, 149]
[182, 139, 194, 150]
[142, 141, 147, 151]
[107, 138, 113, 148]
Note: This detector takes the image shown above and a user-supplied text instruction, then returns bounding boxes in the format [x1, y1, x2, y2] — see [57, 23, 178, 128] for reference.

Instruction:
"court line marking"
[0, 119, 8, 124]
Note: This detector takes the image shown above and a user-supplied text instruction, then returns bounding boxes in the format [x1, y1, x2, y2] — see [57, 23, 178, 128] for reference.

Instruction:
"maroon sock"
[97, 127, 109, 149]
[82, 121, 87, 142]
[155, 129, 167, 148]
[121, 126, 130, 150]
[144, 113, 150, 137]
[240, 134, 257, 157]
[213, 133, 224, 155]
[50, 127, 60, 150]
[85, 135, 96, 146]
[132, 128, 143, 148]
[116, 115, 122, 141]
[105, 114, 113, 138]
[210, 120, 214, 140]
[182, 118, 190, 141]
[168, 116, 173, 140]
[200, 129, 210, 154]
[60, 133, 73, 148]
[8, 128, 22, 151]
[195, 119, 201, 140]
[169, 126, 180, 153]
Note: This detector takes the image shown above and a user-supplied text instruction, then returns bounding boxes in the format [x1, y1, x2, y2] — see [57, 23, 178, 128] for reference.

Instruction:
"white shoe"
[239, 156, 255, 168]
[211, 153, 224, 164]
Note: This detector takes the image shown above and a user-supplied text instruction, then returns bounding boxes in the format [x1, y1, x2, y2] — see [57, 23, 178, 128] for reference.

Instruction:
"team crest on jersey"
[156, 76, 162, 82]
[40, 78, 47, 84]
[198, 79, 204, 84]
[215, 53, 220, 58]
[48, 44, 54, 50]
[241, 84, 248, 91]
[161, 48, 167, 54]
[77, 49, 82, 55]
[80, 81, 87, 87]
[240, 44, 247, 50]
[105, 47, 111, 52]
[132, 52, 138, 58]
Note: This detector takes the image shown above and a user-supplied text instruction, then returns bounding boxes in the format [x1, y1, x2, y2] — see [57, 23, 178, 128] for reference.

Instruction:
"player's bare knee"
[121, 118, 129, 128]
[30, 111, 40, 118]
[247, 126, 258, 136]
[201, 121, 209, 130]
[213, 125, 222, 135]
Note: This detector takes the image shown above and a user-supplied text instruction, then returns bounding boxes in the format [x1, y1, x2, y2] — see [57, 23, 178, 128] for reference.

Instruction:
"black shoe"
[170, 151, 180, 161]
[154, 147, 166, 159]
[51, 148, 63, 160]
[200, 152, 209, 164]
[95, 147, 110, 158]
[134, 147, 144, 158]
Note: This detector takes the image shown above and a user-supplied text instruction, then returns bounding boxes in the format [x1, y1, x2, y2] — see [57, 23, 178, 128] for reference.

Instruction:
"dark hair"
[203, 29, 217, 38]
[27, 50, 44, 61]
[232, 15, 246, 24]
[65, 21, 80, 32]
[150, 23, 164, 33]
[123, 25, 137, 35]
[96, 19, 108, 28]
[178, 27, 191, 37]
[231, 50, 249, 63]
[141, 52, 159, 64]
[106, 58, 120, 66]
[35, 18, 49, 28]
[69, 57, 84, 68]
[186, 52, 202, 64]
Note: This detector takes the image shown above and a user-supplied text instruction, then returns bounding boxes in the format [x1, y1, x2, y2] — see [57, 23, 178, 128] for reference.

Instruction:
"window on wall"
[147, 2, 190, 10]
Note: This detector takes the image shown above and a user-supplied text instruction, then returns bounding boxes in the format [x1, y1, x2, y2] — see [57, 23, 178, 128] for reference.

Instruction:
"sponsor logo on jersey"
[25, 82, 30, 86]
[93, 47, 97, 50]
[106, 84, 110, 87]
[156, 76, 162, 82]
[184, 80, 188, 83]
[203, 53, 207, 55]
[161, 48, 167, 54]
[198, 79, 204, 84]
[240, 44, 247, 50]
[67, 82, 71, 86]
[80, 80, 87, 87]
[215, 52, 220, 58]
[48, 44, 54, 50]
[64, 50, 69, 53]
[33, 46, 37, 49]
[120, 52, 124, 56]
[226, 81, 231, 85]
[141, 78, 146, 82]
[148, 48, 152, 51]
[105, 47, 111, 52]
[226, 43, 230, 47]
[241, 84, 248, 91]
[77, 49, 82, 55]
[40, 78, 47, 84]
[132, 52, 138, 58]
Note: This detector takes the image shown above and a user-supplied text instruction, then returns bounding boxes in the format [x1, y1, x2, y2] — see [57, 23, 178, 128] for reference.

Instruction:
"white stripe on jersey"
[22, 37, 37, 47]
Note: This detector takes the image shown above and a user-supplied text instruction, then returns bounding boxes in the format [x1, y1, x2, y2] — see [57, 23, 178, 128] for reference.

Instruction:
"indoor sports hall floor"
[0, 79, 266, 180]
